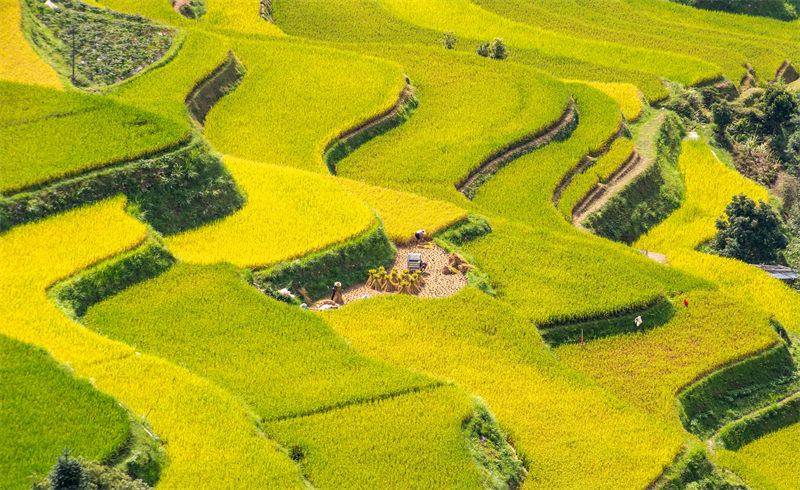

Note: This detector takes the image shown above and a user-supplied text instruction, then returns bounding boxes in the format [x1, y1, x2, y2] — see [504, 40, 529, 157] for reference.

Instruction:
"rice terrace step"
[1, 0, 799, 489]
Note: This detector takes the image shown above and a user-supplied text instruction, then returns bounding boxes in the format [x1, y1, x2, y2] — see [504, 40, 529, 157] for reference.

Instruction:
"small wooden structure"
[408, 253, 423, 272]
[754, 264, 798, 284]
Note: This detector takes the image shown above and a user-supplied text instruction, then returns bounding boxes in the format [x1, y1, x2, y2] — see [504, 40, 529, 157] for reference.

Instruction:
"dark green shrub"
[476, 38, 508, 60]
[35, 451, 152, 490]
[178, 0, 206, 19]
[50, 449, 87, 490]
[760, 83, 798, 134]
[441, 31, 456, 49]
[712, 101, 732, 131]
[489, 38, 508, 60]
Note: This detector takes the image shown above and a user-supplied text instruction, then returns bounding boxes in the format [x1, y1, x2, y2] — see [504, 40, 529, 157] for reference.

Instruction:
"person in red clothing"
[683, 299, 689, 308]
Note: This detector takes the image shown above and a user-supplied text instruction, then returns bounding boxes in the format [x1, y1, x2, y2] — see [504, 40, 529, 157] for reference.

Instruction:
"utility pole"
[70, 26, 76, 83]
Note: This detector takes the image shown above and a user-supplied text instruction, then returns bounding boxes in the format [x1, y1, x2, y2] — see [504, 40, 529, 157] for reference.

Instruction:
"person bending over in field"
[414, 229, 428, 244]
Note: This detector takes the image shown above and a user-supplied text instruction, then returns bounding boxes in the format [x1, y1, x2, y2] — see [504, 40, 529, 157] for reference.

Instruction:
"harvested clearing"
[337, 242, 468, 305]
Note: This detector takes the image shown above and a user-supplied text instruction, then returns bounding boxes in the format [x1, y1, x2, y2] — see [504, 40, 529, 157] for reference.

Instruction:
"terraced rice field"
[0, 334, 129, 488]
[716, 422, 800, 489]
[0, 82, 189, 193]
[164, 157, 375, 268]
[2, 0, 799, 488]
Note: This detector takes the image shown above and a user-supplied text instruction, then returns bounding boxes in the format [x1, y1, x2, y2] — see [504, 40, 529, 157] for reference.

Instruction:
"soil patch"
[636, 249, 669, 265]
[312, 242, 466, 309]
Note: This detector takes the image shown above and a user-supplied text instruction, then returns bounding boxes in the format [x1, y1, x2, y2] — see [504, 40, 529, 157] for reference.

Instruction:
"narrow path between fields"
[324, 81, 416, 175]
[458, 99, 577, 198]
[551, 121, 625, 206]
[571, 111, 666, 226]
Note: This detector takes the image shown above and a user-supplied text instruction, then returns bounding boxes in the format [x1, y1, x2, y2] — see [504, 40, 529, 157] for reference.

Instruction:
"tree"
[710, 194, 788, 263]
[760, 83, 798, 134]
[711, 100, 732, 132]
[489, 38, 508, 60]
[476, 41, 490, 57]
[441, 31, 456, 49]
[50, 448, 86, 490]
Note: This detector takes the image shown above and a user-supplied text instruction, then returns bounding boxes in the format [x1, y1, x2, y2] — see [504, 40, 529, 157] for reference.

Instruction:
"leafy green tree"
[489, 38, 508, 60]
[760, 84, 798, 134]
[476, 41, 490, 57]
[710, 194, 788, 263]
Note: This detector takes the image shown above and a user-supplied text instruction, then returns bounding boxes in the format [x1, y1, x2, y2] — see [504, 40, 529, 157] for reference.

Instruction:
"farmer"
[683, 299, 689, 308]
[414, 229, 427, 244]
[331, 281, 344, 305]
[634, 315, 643, 327]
